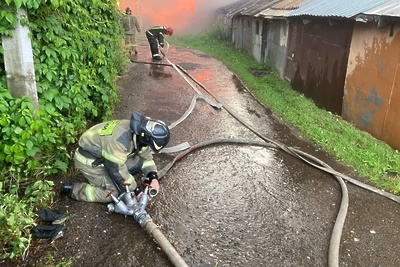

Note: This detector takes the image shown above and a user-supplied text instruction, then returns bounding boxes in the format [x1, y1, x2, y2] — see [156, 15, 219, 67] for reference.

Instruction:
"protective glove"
[143, 172, 160, 196]
[143, 172, 158, 186]
[133, 186, 142, 196]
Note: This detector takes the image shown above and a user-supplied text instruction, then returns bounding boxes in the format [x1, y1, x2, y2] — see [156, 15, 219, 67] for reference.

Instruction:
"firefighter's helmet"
[165, 27, 173, 36]
[130, 112, 170, 152]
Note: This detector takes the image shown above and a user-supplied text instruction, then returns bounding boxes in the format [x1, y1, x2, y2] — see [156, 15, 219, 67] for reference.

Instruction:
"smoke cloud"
[121, 0, 238, 34]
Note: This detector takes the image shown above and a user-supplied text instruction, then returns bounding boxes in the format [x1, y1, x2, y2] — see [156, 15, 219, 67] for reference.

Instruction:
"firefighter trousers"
[146, 32, 160, 57]
[71, 148, 142, 203]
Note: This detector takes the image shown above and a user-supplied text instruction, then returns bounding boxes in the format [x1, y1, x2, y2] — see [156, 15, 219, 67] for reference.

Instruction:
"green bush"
[0, 88, 70, 184]
[0, 192, 35, 260]
[0, 0, 127, 262]
[0, 180, 54, 260]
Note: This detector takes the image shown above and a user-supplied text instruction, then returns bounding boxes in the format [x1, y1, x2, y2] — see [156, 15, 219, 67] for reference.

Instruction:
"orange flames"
[142, 1, 196, 30]
[118, 0, 235, 34]
[119, 0, 197, 33]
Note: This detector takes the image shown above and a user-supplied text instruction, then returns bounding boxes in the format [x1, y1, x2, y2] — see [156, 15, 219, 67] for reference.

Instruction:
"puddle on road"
[154, 145, 294, 266]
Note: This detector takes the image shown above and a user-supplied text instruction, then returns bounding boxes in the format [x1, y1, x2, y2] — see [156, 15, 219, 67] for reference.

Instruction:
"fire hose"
[131, 42, 400, 267]
[107, 185, 189, 267]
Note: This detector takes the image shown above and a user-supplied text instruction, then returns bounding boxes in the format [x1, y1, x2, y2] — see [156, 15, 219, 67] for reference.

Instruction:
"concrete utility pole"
[2, 8, 39, 109]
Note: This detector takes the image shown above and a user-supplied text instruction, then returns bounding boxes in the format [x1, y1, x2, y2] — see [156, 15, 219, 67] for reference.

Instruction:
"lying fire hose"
[107, 185, 189, 267]
[132, 41, 400, 267]
[159, 42, 400, 267]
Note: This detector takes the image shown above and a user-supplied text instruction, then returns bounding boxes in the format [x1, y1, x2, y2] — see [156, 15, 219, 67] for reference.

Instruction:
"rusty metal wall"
[285, 18, 354, 115]
[343, 21, 400, 150]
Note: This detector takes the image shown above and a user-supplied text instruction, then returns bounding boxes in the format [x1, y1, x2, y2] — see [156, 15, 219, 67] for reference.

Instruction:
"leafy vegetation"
[0, 0, 126, 261]
[171, 26, 400, 194]
[1, 3, 399, 264]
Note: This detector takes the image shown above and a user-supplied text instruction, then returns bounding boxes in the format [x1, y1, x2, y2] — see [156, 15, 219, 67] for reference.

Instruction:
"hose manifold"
[107, 186, 153, 226]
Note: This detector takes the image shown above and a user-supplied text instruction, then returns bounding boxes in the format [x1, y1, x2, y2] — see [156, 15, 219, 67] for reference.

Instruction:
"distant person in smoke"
[122, 7, 141, 56]
[145, 26, 173, 60]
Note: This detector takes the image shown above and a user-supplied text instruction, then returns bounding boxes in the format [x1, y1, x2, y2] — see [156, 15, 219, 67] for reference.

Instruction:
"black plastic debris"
[31, 225, 66, 240]
[38, 209, 69, 225]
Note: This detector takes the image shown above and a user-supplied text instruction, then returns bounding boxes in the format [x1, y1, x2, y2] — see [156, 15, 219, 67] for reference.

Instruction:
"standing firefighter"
[145, 26, 173, 60]
[123, 7, 141, 56]
[61, 112, 170, 203]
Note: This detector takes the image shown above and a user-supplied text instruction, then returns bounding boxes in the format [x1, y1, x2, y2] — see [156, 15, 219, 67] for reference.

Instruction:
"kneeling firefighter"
[61, 112, 170, 203]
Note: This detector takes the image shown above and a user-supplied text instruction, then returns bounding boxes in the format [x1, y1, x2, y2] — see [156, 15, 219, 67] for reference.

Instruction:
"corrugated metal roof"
[271, 0, 309, 10]
[218, 0, 259, 17]
[284, 0, 390, 18]
[218, 0, 280, 17]
[362, 0, 400, 17]
[218, 0, 253, 14]
[258, 8, 290, 17]
[258, 0, 310, 18]
[240, 0, 281, 16]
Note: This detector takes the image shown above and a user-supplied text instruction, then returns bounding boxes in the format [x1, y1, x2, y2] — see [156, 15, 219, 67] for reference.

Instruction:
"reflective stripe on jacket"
[145, 26, 166, 46]
[78, 120, 157, 185]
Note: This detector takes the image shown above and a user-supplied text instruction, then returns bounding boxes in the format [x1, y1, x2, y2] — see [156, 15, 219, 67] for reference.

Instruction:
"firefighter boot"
[60, 183, 74, 198]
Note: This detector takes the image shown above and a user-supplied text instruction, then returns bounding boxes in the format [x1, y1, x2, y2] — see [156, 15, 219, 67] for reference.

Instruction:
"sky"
[119, 0, 238, 33]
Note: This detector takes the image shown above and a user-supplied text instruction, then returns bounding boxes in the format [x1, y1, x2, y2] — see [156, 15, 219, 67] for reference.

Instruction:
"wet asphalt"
[45, 41, 400, 267]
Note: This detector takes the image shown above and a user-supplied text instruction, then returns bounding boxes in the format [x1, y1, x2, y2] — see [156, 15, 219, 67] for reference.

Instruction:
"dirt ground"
[7, 42, 400, 267]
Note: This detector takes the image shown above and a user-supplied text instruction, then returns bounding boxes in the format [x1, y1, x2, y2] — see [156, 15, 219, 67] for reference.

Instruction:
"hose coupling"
[148, 187, 158, 197]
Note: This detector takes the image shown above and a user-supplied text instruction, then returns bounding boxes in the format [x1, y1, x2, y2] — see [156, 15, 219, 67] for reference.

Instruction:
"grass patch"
[170, 29, 400, 195]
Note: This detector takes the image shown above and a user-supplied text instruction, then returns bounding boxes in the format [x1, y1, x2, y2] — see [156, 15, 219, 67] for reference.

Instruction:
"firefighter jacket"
[145, 26, 167, 47]
[123, 14, 141, 35]
[78, 120, 157, 186]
